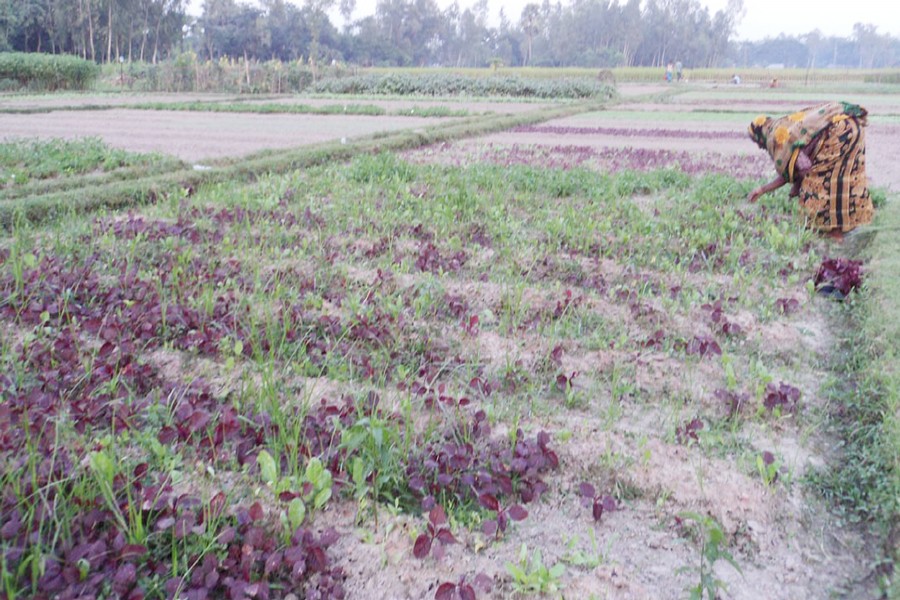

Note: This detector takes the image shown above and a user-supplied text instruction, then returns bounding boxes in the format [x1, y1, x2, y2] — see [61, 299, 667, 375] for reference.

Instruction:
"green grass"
[804, 197, 900, 596]
[0, 137, 174, 188]
[0, 99, 609, 228]
[129, 101, 474, 118]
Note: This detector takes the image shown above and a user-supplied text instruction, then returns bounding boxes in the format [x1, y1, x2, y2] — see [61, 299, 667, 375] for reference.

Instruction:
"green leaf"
[257, 450, 278, 484]
[288, 497, 306, 530]
[88, 451, 115, 482]
[233, 340, 243, 355]
[505, 563, 526, 581]
[549, 563, 565, 579]
[313, 487, 332, 510]
[305, 457, 324, 483]
[351, 457, 366, 486]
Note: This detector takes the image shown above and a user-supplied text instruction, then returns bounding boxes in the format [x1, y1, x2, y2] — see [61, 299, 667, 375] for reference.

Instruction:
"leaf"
[313, 487, 331, 511]
[429, 505, 448, 527]
[413, 534, 432, 559]
[459, 583, 477, 600]
[249, 502, 264, 522]
[264, 550, 283, 577]
[436, 529, 457, 545]
[257, 450, 278, 485]
[592, 501, 604, 522]
[478, 494, 499, 512]
[434, 583, 456, 600]
[601, 495, 617, 512]
[549, 563, 566, 579]
[288, 498, 306, 530]
[505, 563, 526, 581]
[305, 457, 325, 484]
[89, 451, 115, 482]
[579, 482, 596, 499]
[507, 505, 528, 521]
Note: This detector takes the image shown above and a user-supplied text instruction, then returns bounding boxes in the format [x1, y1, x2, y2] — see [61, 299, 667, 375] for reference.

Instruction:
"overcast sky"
[188, 0, 899, 41]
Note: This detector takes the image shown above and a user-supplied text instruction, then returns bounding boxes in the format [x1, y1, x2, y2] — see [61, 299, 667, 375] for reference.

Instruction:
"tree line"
[1, 0, 897, 69]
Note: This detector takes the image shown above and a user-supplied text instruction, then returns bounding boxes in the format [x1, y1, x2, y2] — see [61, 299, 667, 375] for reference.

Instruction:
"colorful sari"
[748, 102, 874, 232]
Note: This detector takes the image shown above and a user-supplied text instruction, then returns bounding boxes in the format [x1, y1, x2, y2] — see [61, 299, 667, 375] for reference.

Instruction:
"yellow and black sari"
[749, 102, 874, 232]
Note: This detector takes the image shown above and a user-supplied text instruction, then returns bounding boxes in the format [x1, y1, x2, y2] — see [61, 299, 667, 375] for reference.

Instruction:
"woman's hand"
[796, 151, 812, 177]
[747, 175, 787, 203]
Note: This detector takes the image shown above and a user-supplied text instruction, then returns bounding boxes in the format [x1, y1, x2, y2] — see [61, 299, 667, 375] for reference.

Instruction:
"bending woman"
[747, 102, 874, 235]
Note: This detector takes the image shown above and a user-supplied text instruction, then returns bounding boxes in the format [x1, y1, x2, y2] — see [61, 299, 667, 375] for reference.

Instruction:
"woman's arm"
[748, 174, 787, 203]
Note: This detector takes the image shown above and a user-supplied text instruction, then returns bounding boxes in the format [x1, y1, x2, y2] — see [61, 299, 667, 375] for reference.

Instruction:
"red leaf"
[601, 495, 617, 512]
[435, 583, 456, 600]
[217, 526, 236, 544]
[157, 426, 176, 444]
[429, 505, 447, 527]
[436, 529, 457, 545]
[308, 547, 327, 571]
[507, 505, 528, 521]
[592, 501, 604, 522]
[579, 482, 596, 498]
[248, 502, 264, 522]
[478, 494, 499, 512]
[474, 572, 493, 592]
[459, 583, 477, 600]
[413, 534, 432, 559]
[264, 550, 283, 576]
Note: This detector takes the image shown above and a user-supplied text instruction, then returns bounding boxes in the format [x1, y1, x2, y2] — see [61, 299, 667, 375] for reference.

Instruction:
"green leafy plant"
[677, 512, 742, 600]
[561, 528, 608, 569]
[756, 451, 780, 487]
[505, 544, 565, 594]
[257, 451, 333, 533]
[88, 449, 149, 545]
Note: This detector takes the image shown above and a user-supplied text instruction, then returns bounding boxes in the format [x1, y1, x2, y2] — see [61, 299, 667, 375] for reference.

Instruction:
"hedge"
[0, 52, 100, 91]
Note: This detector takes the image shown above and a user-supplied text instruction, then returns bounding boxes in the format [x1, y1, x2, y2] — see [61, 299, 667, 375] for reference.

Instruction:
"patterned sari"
[748, 102, 874, 232]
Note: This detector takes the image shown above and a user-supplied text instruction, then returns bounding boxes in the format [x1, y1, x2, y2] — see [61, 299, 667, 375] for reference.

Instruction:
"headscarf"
[748, 115, 770, 150]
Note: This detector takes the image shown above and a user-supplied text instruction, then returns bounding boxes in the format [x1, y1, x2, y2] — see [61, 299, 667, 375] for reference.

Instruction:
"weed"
[505, 544, 566, 594]
[677, 512, 742, 600]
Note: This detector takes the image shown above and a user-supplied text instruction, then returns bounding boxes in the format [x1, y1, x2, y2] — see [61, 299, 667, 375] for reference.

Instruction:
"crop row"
[311, 73, 616, 99]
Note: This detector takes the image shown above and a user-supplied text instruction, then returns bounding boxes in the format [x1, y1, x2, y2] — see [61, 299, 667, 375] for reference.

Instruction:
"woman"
[747, 101, 874, 237]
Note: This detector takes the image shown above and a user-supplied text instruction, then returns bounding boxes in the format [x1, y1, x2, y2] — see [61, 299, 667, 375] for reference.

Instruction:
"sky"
[187, 0, 900, 41]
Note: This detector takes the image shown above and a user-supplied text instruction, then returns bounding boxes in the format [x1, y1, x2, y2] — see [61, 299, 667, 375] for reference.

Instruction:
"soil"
[0, 108, 449, 163]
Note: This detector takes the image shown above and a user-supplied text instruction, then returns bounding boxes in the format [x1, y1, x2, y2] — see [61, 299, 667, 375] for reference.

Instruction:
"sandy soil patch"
[0, 109, 448, 162]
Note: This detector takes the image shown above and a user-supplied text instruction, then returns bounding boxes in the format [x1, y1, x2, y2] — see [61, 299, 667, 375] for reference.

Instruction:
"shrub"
[0, 52, 99, 91]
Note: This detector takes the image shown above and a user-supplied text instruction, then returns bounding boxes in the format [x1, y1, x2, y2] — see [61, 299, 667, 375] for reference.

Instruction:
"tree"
[520, 3, 541, 66]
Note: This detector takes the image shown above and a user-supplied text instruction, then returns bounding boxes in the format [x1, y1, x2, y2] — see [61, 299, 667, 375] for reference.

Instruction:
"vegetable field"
[0, 83, 897, 600]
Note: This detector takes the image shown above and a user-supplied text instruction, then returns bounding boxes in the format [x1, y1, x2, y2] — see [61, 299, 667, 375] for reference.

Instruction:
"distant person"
[666, 63, 673, 82]
[769, 78, 778, 88]
[747, 102, 874, 239]
[731, 73, 741, 84]
[675, 61, 683, 81]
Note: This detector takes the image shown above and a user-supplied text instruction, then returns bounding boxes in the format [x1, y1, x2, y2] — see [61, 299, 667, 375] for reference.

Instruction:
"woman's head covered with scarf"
[748, 114, 770, 149]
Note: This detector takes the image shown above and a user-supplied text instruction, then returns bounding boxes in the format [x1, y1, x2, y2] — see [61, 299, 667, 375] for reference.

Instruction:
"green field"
[0, 82, 896, 600]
